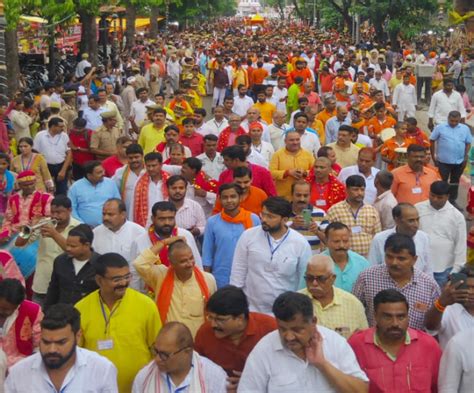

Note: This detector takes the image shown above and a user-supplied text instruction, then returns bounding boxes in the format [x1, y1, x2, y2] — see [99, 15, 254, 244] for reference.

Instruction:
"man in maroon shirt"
[179, 117, 204, 156]
[68, 118, 95, 180]
[218, 145, 277, 196]
[194, 285, 276, 391]
[102, 136, 132, 177]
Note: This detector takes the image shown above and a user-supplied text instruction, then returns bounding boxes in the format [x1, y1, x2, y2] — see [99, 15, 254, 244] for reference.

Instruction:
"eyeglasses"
[104, 273, 132, 284]
[151, 346, 190, 361]
[206, 314, 233, 325]
[304, 274, 333, 284]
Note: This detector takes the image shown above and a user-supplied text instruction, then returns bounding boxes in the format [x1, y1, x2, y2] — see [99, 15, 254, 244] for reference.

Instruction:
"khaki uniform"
[59, 105, 78, 130]
[134, 74, 148, 90]
[90, 125, 121, 160]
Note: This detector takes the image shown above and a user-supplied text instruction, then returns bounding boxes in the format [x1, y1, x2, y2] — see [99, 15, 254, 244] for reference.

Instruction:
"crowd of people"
[0, 18, 473, 393]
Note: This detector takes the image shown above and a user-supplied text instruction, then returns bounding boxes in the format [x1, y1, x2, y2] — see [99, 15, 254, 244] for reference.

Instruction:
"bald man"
[133, 237, 216, 337]
[299, 255, 368, 339]
[132, 322, 227, 393]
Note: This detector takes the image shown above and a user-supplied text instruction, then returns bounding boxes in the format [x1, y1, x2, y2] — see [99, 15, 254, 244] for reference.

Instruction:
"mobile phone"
[302, 209, 312, 226]
[450, 273, 468, 290]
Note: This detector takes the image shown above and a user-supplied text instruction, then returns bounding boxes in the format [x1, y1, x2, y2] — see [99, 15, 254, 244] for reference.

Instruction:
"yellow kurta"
[75, 288, 161, 393]
[327, 142, 360, 168]
[269, 148, 314, 200]
[138, 123, 166, 155]
[133, 248, 217, 337]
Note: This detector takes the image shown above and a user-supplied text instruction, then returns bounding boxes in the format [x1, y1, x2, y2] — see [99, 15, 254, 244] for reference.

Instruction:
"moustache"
[212, 327, 224, 333]
[335, 248, 348, 252]
[388, 328, 403, 334]
[114, 285, 128, 291]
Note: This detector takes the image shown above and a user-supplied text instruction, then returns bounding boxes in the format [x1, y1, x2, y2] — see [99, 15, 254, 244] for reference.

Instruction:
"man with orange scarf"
[133, 237, 216, 337]
[131, 152, 170, 228]
[203, 183, 260, 288]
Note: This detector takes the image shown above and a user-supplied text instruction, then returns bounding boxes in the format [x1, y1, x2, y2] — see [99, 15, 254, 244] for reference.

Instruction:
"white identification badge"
[316, 199, 327, 206]
[97, 339, 114, 351]
[351, 226, 362, 234]
[412, 187, 422, 194]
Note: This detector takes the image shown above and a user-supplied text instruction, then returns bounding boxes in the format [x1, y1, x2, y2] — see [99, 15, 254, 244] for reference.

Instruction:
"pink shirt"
[180, 133, 204, 156]
[218, 163, 277, 197]
[348, 327, 441, 393]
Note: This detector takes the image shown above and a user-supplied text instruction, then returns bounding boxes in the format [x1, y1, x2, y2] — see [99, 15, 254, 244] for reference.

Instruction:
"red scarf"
[15, 301, 40, 356]
[133, 171, 170, 228]
[217, 126, 247, 152]
[193, 171, 218, 194]
[148, 226, 178, 267]
[157, 266, 210, 324]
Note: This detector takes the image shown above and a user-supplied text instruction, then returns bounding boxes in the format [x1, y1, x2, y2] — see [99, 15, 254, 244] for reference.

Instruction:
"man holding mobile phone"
[424, 267, 474, 349]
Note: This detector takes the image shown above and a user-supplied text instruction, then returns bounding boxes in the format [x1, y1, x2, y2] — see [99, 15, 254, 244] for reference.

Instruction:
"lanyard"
[99, 296, 121, 335]
[349, 204, 364, 221]
[266, 230, 290, 261]
[21, 154, 34, 171]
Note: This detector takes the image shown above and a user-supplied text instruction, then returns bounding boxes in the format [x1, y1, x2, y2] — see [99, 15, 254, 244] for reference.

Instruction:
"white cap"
[127, 76, 136, 84]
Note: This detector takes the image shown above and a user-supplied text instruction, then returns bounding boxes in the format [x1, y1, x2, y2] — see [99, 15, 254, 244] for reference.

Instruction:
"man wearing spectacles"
[132, 322, 227, 393]
[194, 286, 277, 392]
[299, 255, 368, 339]
[75, 252, 162, 393]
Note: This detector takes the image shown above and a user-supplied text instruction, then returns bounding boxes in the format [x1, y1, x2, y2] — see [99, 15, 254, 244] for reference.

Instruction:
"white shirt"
[129, 177, 165, 228]
[196, 152, 225, 180]
[247, 149, 269, 168]
[429, 303, 474, 350]
[251, 141, 275, 166]
[130, 227, 203, 269]
[112, 166, 145, 219]
[428, 90, 466, 125]
[72, 258, 89, 275]
[368, 227, 433, 275]
[415, 200, 467, 273]
[33, 130, 70, 165]
[93, 221, 146, 290]
[393, 83, 417, 111]
[230, 226, 312, 314]
[356, 134, 372, 148]
[132, 356, 227, 393]
[130, 99, 154, 126]
[373, 190, 397, 230]
[76, 59, 92, 78]
[233, 95, 255, 117]
[438, 328, 474, 393]
[200, 118, 229, 136]
[272, 87, 288, 113]
[268, 123, 288, 151]
[238, 326, 368, 393]
[175, 198, 207, 235]
[338, 166, 379, 205]
[82, 106, 106, 131]
[5, 347, 118, 393]
[369, 77, 390, 97]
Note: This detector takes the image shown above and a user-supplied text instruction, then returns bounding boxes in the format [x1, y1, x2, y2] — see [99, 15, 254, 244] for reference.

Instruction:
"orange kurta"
[213, 185, 268, 215]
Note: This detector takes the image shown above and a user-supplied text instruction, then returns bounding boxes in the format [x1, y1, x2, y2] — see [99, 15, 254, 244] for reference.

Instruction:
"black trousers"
[47, 163, 68, 195]
[437, 161, 465, 203]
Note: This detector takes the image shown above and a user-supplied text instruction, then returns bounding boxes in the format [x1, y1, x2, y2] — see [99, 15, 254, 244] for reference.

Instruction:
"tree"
[75, 0, 103, 65]
[352, 0, 437, 48]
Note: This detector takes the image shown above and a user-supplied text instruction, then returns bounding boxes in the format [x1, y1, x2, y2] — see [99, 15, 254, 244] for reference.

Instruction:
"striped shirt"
[353, 265, 440, 330]
[174, 198, 207, 235]
[289, 205, 329, 254]
[327, 200, 382, 257]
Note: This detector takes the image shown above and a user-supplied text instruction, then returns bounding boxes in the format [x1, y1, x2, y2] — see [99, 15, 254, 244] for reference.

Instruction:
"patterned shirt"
[326, 200, 382, 257]
[289, 205, 329, 254]
[353, 265, 440, 330]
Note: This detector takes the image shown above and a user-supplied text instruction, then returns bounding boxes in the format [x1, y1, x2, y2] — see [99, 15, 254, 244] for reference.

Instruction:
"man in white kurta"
[392, 76, 417, 121]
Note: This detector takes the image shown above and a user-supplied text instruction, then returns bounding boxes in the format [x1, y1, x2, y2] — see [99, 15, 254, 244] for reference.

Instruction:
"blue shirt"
[322, 249, 370, 292]
[202, 212, 260, 288]
[430, 123, 472, 164]
[68, 178, 121, 227]
[325, 116, 352, 144]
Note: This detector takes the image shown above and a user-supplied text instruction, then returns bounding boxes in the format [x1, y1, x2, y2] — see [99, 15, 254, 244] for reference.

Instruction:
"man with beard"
[203, 183, 260, 288]
[130, 201, 202, 268]
[113, 144, 145, 218]
[44, 224, 100, 308]
[76, 253, 161, 393]
[238, 292, 368, 392]
[133, 238, 215, 337]
[353, 234, 440, 330]
[230, 197, 311, 314]
[5, 303, 118, 392]
[349, 289, 441, 393]
[92, 199, 146, 290]
[132, 322, 227, 393]
[166, 175, 206, 237]
[194, 286, 276, 390]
